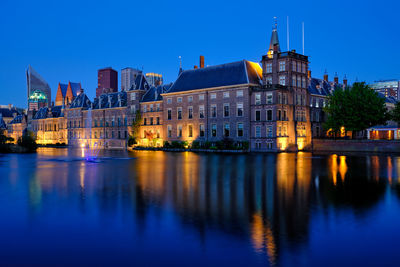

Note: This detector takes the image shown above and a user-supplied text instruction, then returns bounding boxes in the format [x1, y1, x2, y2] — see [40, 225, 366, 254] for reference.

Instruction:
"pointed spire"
[178, 56, 183, 75]
[267, 17, 280, 58]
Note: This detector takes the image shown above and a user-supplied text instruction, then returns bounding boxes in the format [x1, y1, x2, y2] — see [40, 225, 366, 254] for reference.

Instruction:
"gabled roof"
[92, 91, 127, 109]
[141, 84, 172, 102]
[59, 83, 68, 96]
[69, 82, 82, 97]
[0, 115, 6, 130]
[33, 106, 64, 120]
[167, 60, 262, 93]
[69, 93, 91, 109]
[9, 115, 24, 124]
[33, 107, 49, 120]
[129, 73, 150, 90]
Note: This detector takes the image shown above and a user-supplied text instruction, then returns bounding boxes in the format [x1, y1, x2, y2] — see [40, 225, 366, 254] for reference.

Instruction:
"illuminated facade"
[26, 65, 52, 111]
[370, 80, 400, 100]
[31, 106, 67, 145]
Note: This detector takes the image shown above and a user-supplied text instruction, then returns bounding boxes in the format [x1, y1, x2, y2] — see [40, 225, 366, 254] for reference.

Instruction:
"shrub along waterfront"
[0, 130, 37, 153]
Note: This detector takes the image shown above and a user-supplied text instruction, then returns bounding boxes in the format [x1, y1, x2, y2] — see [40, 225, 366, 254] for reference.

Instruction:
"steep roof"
[0, 107, 21, 118]
[268, 28, 280, 53]
[129, 73, 150, 90]
[9, 115, 24, 124]
[69, 93, 91, 109]
[141, 84, 172, 102]
[92, 91, 127, 109]
[33, 106, 64, 120]
[308, 78, 332, 96]
[167, 60, 262, 93]
[0, 115, 6, 130]
[69, 82, 82, 97]
[59, 83, 68, 96]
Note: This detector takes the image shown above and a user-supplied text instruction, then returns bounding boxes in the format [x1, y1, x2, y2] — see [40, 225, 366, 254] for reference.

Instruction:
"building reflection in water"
[18, 149, 400, 265]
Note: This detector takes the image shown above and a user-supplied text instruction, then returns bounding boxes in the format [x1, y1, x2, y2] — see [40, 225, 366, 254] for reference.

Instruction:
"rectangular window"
[210, 93, 216, 99]
[188, 106, 193, 119]
[167, 109, 172, 120]
[266, 63, 272, 73]
[212, 124, 217, 137]
[156, 103, 160, 111]
[211, 105, 217, 118]
[150, 104, 153, 112]
[293, 62, 297, 72]
[283, 93, 287, 104]
[302, 77, 306, 88]
[236, 90, 243, 97]
[237, 103, 243, 117]
[178, 125, 182, 137]
[167, 125, 172, 137]
[200, 124, 205, 137]
[266, 77, 272, 85]
[278, 93, 282, 104]
[224, 104, 230, 117]
[150, 117, 153, 125]
[167, 98, 172, 104]
[297, 76, 302, 88]
[279, 75, 286, 86]
[156, 117, 160, 125]
[267, 126, 273, 137]
[255, 126, 261, 138]
[292, 76, 297, 87]
[188, 125, 193, 137]
[223, 92, 230, 98]
[283, 110, 287, 120]
[188, 96, 193, 102]
[279, 61, 286, 71]
[266, 92, 273, 104]
[177, 107, 182, 120]
[237, 123, 244, 137]
[143, 105, 147, 112]
[199, 94, 205, 101]
[199, 105, 205, 118]
[130, 93, 136, 101]
[267, 110, 272, 121]
[143, 118, 147, 125]
[255, 110, 261, 121]
[224, 123, 230, 137]
[255, 93, 261, 105]
[177, 97, 182, 103]
[277, 110, 281, 121]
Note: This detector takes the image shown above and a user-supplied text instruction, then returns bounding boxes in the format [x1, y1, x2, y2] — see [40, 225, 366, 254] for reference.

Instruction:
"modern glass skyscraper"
[26, 65, 51, 111]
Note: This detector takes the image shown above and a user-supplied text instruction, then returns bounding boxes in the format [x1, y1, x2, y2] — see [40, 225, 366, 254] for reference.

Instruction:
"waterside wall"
[312, 139, 400, 153]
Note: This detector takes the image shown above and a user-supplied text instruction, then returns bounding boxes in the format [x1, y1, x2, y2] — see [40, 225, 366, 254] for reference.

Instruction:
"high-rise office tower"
[26, 65, 52, 111]
[145, 73, 163, 87]
[96, 67, 118, 97]
[121, 68, 142, 91]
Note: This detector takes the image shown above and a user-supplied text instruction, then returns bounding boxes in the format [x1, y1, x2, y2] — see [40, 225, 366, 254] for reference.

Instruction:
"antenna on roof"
[302, 22, 305, 55]
[287, 16, 290, 51]
[179, 56, 182, 69]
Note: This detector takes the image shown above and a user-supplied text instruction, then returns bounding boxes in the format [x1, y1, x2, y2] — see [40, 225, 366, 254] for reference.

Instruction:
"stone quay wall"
[312, 139, 400, 153]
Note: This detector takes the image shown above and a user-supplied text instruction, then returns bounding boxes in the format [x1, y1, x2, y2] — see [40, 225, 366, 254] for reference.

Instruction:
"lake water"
[0, 148, 400, 266]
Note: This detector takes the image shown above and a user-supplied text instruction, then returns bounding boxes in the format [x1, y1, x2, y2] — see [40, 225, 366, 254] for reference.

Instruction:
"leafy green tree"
[17, 130, 37, 152]
[390, 101, 400, 125]
[324, 82, 388, 138]
[130, 110, 142, 145]
[0, 130, 13, 145]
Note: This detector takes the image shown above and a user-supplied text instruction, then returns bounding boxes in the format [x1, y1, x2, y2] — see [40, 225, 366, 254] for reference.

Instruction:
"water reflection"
[1, 149, 400, 266]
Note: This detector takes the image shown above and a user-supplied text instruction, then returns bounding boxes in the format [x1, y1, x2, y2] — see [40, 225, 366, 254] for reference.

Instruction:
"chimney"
[200, 55, 205, 68]
[8, 104, 12, 110]
[194, 65, 198, 69]
[307, 70, 312, 79]
[334, 72, 339, 84]
[343, 75, 348, 88]
[80, 88, 84, 95]
[323, 70, 328, 82]
[273, 44, 279, 53]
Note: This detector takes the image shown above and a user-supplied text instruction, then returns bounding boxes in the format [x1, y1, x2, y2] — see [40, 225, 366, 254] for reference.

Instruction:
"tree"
[17, 130, 37, 152]
[0, 129, 13, 145]
[130, 110, 142, 145]
[391, 101, 400, 125]
[324, 82, 388, 138]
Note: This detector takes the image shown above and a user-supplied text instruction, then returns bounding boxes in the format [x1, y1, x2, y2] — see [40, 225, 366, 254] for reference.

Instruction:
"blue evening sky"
[0, 0, 399, 108]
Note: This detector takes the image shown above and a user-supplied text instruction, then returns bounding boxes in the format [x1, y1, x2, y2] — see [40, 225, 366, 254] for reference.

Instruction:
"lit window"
[199, 94, 205, 101]
[279, 75, 286, 86]
[188, 96, 193, 102]
[236, 90, 243, 97]
[210, 93, 216, 99]
[255, 93, 261, 105]
[223, 92, 230, 98]
[279, 61, 286, 71]
[266, 92, 273, 104]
